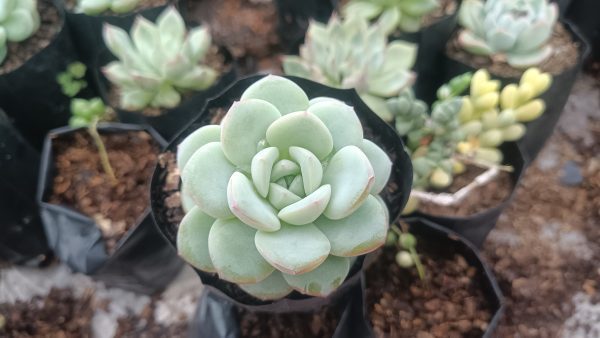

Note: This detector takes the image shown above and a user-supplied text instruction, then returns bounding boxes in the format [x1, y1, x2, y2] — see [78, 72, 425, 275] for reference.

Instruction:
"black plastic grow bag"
[565, 0, 600, 60]
[0, 0, 90, 150]
[150, 74, 413, 311]
[408, 142, 526, 248]
[442, 21, 590, 163]
[275, 0, 336, 54]
[93, 47, 238, 142]
[37, 122, 183, 294]
[350, 217, 504, 338]
[0, 109, 49, 264]
[391, 0, 460, 105]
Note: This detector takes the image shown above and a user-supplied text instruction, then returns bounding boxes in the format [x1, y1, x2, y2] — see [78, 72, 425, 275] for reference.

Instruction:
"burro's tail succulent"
[176, 75, 393, 300]
[457, 0, 558, 68]
[77, 0, 141, 15]
[457, 68, 552, 162]
[283, 14, 417, 123]
[102, 6, 218, 111]
[343, 0, 439, 33]
[0, 0, 40, 64]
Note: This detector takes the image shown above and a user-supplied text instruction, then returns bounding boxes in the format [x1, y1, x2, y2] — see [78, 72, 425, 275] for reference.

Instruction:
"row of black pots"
[186, 218, 504, 338]
[148, 75, 503, 336]
[0, 0, 333, 264]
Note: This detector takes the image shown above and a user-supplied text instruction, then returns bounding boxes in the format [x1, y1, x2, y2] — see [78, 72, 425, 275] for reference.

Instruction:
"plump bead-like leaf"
[251, 147, 279, 198]
[209, 218, 275, 284]
[308, 100, 363, 152]
[221, 99, 281, 167]
[177, 125, 221, 171]
[322, 146, 374, 220]
[182, 142, 235, 219]
[241, 75, 309, 115]
[227, 172, 281, 232]
[239, 271, 293, 301]
[359, 139, 392, 194]
[315, 195, 387, 257]
[266, 111, 333, 160]
[255, 223, 330, 275]
[278, 185, 331, 225]
[283, 256, 350, 297]
[177, 207, 215, 272]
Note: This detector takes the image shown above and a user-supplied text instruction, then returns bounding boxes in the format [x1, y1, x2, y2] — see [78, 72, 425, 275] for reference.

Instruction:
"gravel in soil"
[185, 0, 281, 74]
[237, 306, 340, 338]
[48, 130, 160, 253]
[114, 297, 188, 338]
[418, 165, 513, 217]
[366, 246, 492, 338]
[0, 288, 95, 338]
[64, 0, 170, 15]
[0, 0, 61, 74]
[483, 76, 600, 337]
[446, 22, 580, 78]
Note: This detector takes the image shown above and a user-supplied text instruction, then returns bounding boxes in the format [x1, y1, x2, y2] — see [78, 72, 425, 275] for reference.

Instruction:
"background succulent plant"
[102, 7, 218, 111]
[77, 0, 140, 15]
[283, 14, 417, 122]
[343, 0, 440, 33]
[457, 68, 552, 163]
[176, 75, 393, 300]
[0, 0, 40, 64]
[457, 0, 558, 68]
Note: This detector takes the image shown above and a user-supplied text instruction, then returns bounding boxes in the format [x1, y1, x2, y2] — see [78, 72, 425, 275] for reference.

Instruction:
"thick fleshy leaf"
[458, 30, 494, 55]
[180, 186, 196, 214]
[241, 75, 309, 115]
[177, 125, 221, 171]
[308, 100, 363, 152]
[119, 87, 153, 111]
[157, 6, 185, 51]
[278, 185, 331, 225]
[266, 111, 333, 159]
[486, 29, 517, 52]
[4, 9, 35, 42]
[131, 16, 159, 66]
[177, 207, 215, 272]
[270, 160, 300, 182]
[173, 66, 217, 90]
[102, 61, 134, 87]
[0, 0, 16, 22]
[507, 46, 553, 68]
[151, 85, 181, 108]
[251, 147, 279, 198]
[183, 26, 211, 63]
[182, 142, 235, 219]
[239, 271, 293, 300]
[221, 99, 281, 167]
[255, 223, 330, 275]
[359, 139, 392, 194]
[288, 175, 305, 197]
[228, 172, 281, 232]
[342, 1, 382, 20]
[289, 146, 322, 195]
[322, 146, 374, 220]
[209, 218, 275, 284]
[282, 256, 350, 297]
[102, 23, 135, 61]
[315, 195, 387, 257]
[282, 57, 312, 79]
[268, 183, 302, 210]
[111, 0, 139, 14]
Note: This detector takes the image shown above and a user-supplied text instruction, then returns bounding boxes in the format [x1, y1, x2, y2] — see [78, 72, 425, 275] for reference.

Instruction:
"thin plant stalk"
[88, 118, 118, 186]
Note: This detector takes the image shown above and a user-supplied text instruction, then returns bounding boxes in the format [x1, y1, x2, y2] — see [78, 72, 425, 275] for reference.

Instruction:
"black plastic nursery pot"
[345, 217, 504, 338]
[565, 0, 600, 60]
[37, 123, 183, 294]
[442, 21, 590, 163]
[150, 74, 413, 312]
[274, 0, 336, 54]
[0, 0, 92, 150]
[0, 110, 49, 264]
[391, 0, 461, 105]
[63, 1, 175, 66]
[93, 47, 238, 142]
[410, 142, 526, 248]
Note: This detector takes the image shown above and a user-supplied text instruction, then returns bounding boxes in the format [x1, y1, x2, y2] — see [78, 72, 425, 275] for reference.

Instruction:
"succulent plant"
[283, 15, 417, 122]
[457, 0, 558, 68]
[102, 7, 218, 111]
[0, 0, 40, 64]
[343, 0, 440, 33]
[57, 62, 88, 98]
[176, 75, 393, 300]
[457, 68, 552, 163]
[76, 0, 140, 15]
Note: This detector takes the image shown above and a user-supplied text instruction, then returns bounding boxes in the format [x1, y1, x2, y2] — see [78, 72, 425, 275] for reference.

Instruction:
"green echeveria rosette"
[176, 75, 393, 301]
[0, 0, 41, 64]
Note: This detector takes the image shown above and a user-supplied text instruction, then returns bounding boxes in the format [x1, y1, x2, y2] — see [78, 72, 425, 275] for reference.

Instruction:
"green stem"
[88, 119, 117, 186]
